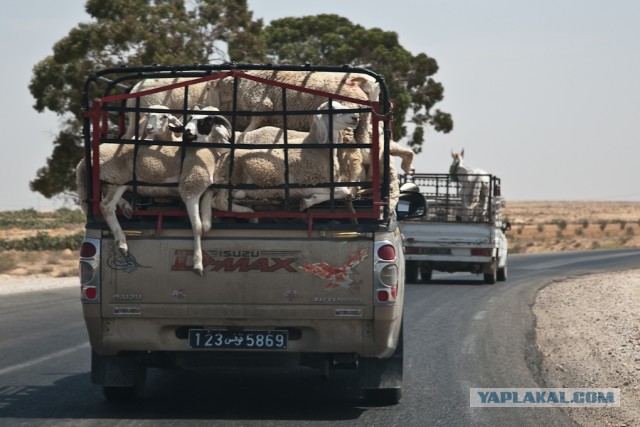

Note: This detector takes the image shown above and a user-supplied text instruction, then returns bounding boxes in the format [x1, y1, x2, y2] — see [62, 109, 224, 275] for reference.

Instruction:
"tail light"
[374, 241, 399, 304]
[79, 238, 101, 303]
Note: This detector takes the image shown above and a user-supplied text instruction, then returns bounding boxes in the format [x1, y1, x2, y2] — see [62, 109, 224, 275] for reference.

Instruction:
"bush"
[0, 208, 84, 230]
[556, 219, 567, 231]
[0, 232, 83, 251]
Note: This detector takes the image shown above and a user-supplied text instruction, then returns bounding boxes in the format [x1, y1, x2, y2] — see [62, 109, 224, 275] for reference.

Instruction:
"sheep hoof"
[117, 244, 128, 257]
[122, 207, 133, 219]
[193, 267, 204, 276]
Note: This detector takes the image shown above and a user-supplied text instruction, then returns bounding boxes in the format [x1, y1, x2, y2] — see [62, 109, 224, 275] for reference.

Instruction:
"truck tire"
[497, 262, 508, 282]
[359, 323, 403, 405]
[483, 262, 497, 285]
[420, 267, 432, 283]
[92, 350, 146, 402]
[102, 366, 147, 402]
[405, 261, 418, 283]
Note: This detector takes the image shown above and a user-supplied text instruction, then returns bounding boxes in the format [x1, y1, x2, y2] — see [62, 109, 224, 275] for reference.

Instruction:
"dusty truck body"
[78, 64, 424, 404]
[398, 173, 509, 284]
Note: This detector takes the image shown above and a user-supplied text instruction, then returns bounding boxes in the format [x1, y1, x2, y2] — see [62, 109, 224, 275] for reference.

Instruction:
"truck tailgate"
[401, 221, 492, 245]
[100, 233, 375, 319]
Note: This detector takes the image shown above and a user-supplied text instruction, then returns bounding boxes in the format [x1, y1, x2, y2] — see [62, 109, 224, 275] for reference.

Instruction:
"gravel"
[534, 269, 640, 426]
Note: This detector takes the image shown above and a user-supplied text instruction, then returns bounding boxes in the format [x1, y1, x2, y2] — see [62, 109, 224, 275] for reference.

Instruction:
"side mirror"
[396, 191, 427, 219]
[501, 222, 512, 232]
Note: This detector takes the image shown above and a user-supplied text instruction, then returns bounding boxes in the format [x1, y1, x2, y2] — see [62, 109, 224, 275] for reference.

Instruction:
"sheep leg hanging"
[100, 185, 131, 255]
[184, 195, 205, 276]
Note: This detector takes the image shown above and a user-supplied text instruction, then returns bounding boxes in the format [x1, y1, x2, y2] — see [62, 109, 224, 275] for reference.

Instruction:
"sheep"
[77, 105, 233, 276]
[207, 101, 359, 225]
[77, 105, 184, 216]
[208, 70, 376, 141]
[339, 122, 414, 212]
[449, 149, 490, 221]
[123, 77, 214, 139]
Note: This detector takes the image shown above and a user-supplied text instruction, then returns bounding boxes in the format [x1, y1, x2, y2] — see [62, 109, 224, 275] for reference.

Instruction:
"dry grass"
[503, 201, 640, 254]
[0, 248, 80, 277]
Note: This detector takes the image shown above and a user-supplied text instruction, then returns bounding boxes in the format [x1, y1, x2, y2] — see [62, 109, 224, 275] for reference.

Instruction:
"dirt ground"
[534, 270, 640, 426]
[2, 202, 640, 425]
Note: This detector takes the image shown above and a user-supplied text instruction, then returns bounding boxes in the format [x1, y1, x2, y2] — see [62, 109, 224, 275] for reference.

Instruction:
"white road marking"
[0, 342, 90, 376]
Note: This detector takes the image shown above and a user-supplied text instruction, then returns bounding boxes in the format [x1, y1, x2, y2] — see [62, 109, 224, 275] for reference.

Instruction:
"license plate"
[188, 329, 288, 350]
[420, 247, 451, 255]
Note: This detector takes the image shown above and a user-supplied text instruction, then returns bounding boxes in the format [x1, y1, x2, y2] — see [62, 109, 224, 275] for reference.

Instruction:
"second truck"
[399, 172, 510, 284]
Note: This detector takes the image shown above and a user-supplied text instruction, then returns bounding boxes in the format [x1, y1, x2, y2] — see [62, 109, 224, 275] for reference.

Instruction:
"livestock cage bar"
[81, 63, 395, 233]
[399, 173, 503, 224]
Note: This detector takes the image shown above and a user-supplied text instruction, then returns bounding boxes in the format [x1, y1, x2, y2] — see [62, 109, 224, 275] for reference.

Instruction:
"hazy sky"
[2, 0, 639, 210]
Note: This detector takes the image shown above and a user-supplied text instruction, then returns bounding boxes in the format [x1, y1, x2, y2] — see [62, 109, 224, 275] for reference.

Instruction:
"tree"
[30, 5, 451, 202]
[262, 14, 452, 153]
[29, 0, 265, 200]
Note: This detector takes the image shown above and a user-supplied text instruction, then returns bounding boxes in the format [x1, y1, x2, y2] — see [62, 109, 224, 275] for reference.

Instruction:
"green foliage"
[0, 232, 84, 251]
[0, 208, 84, 229]
[30, 3, 451, 201]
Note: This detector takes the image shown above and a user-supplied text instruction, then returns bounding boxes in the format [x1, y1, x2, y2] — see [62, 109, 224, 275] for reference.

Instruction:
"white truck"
[398, 173, 510, 284]
[78, 64, 425, 404]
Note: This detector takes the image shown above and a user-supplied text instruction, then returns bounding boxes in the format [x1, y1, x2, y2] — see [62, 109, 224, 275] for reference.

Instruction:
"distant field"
[0, 202, 639, 276]
[503, 201, 640, 253]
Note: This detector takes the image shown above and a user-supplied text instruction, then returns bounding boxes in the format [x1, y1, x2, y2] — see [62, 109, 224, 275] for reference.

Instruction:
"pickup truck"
[399, 173, 510, 284]
[78, 64, 425, 405]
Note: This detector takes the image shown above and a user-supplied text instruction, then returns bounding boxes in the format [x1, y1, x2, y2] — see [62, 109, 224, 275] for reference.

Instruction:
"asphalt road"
[1, 248, 638, 426]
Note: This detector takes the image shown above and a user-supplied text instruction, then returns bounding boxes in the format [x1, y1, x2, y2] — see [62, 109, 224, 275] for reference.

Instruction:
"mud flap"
[358, 323, 404, 404]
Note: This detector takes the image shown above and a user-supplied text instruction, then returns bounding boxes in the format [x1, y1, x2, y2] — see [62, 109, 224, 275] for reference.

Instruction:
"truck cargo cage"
[81, 64, 395, 233]
[400, 173, 502, 224]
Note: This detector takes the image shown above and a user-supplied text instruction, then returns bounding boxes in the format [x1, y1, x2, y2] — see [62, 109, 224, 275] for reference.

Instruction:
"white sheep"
[339, 122, 414, 212]
[209, 70, 375, 138]
[77, 106, 232, 275]
[449, 149, 490, 221]
[207, 101, 359, 225]
[77, 105, 183, 216]
[123, 77, 214, 139]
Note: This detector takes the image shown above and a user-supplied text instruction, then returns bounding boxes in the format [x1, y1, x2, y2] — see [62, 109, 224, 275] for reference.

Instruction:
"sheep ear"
[168, 116, 183, 127]
[212, 116, 232, 132]
[314, 113, 329, 144]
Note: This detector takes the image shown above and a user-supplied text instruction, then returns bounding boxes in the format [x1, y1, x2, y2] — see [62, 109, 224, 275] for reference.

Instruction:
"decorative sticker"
[299, 249, 368, 290]
[107, 252, 149, 273]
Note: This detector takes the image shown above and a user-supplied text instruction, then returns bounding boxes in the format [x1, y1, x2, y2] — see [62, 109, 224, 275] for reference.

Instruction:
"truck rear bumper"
[83, 306, 401, 359]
